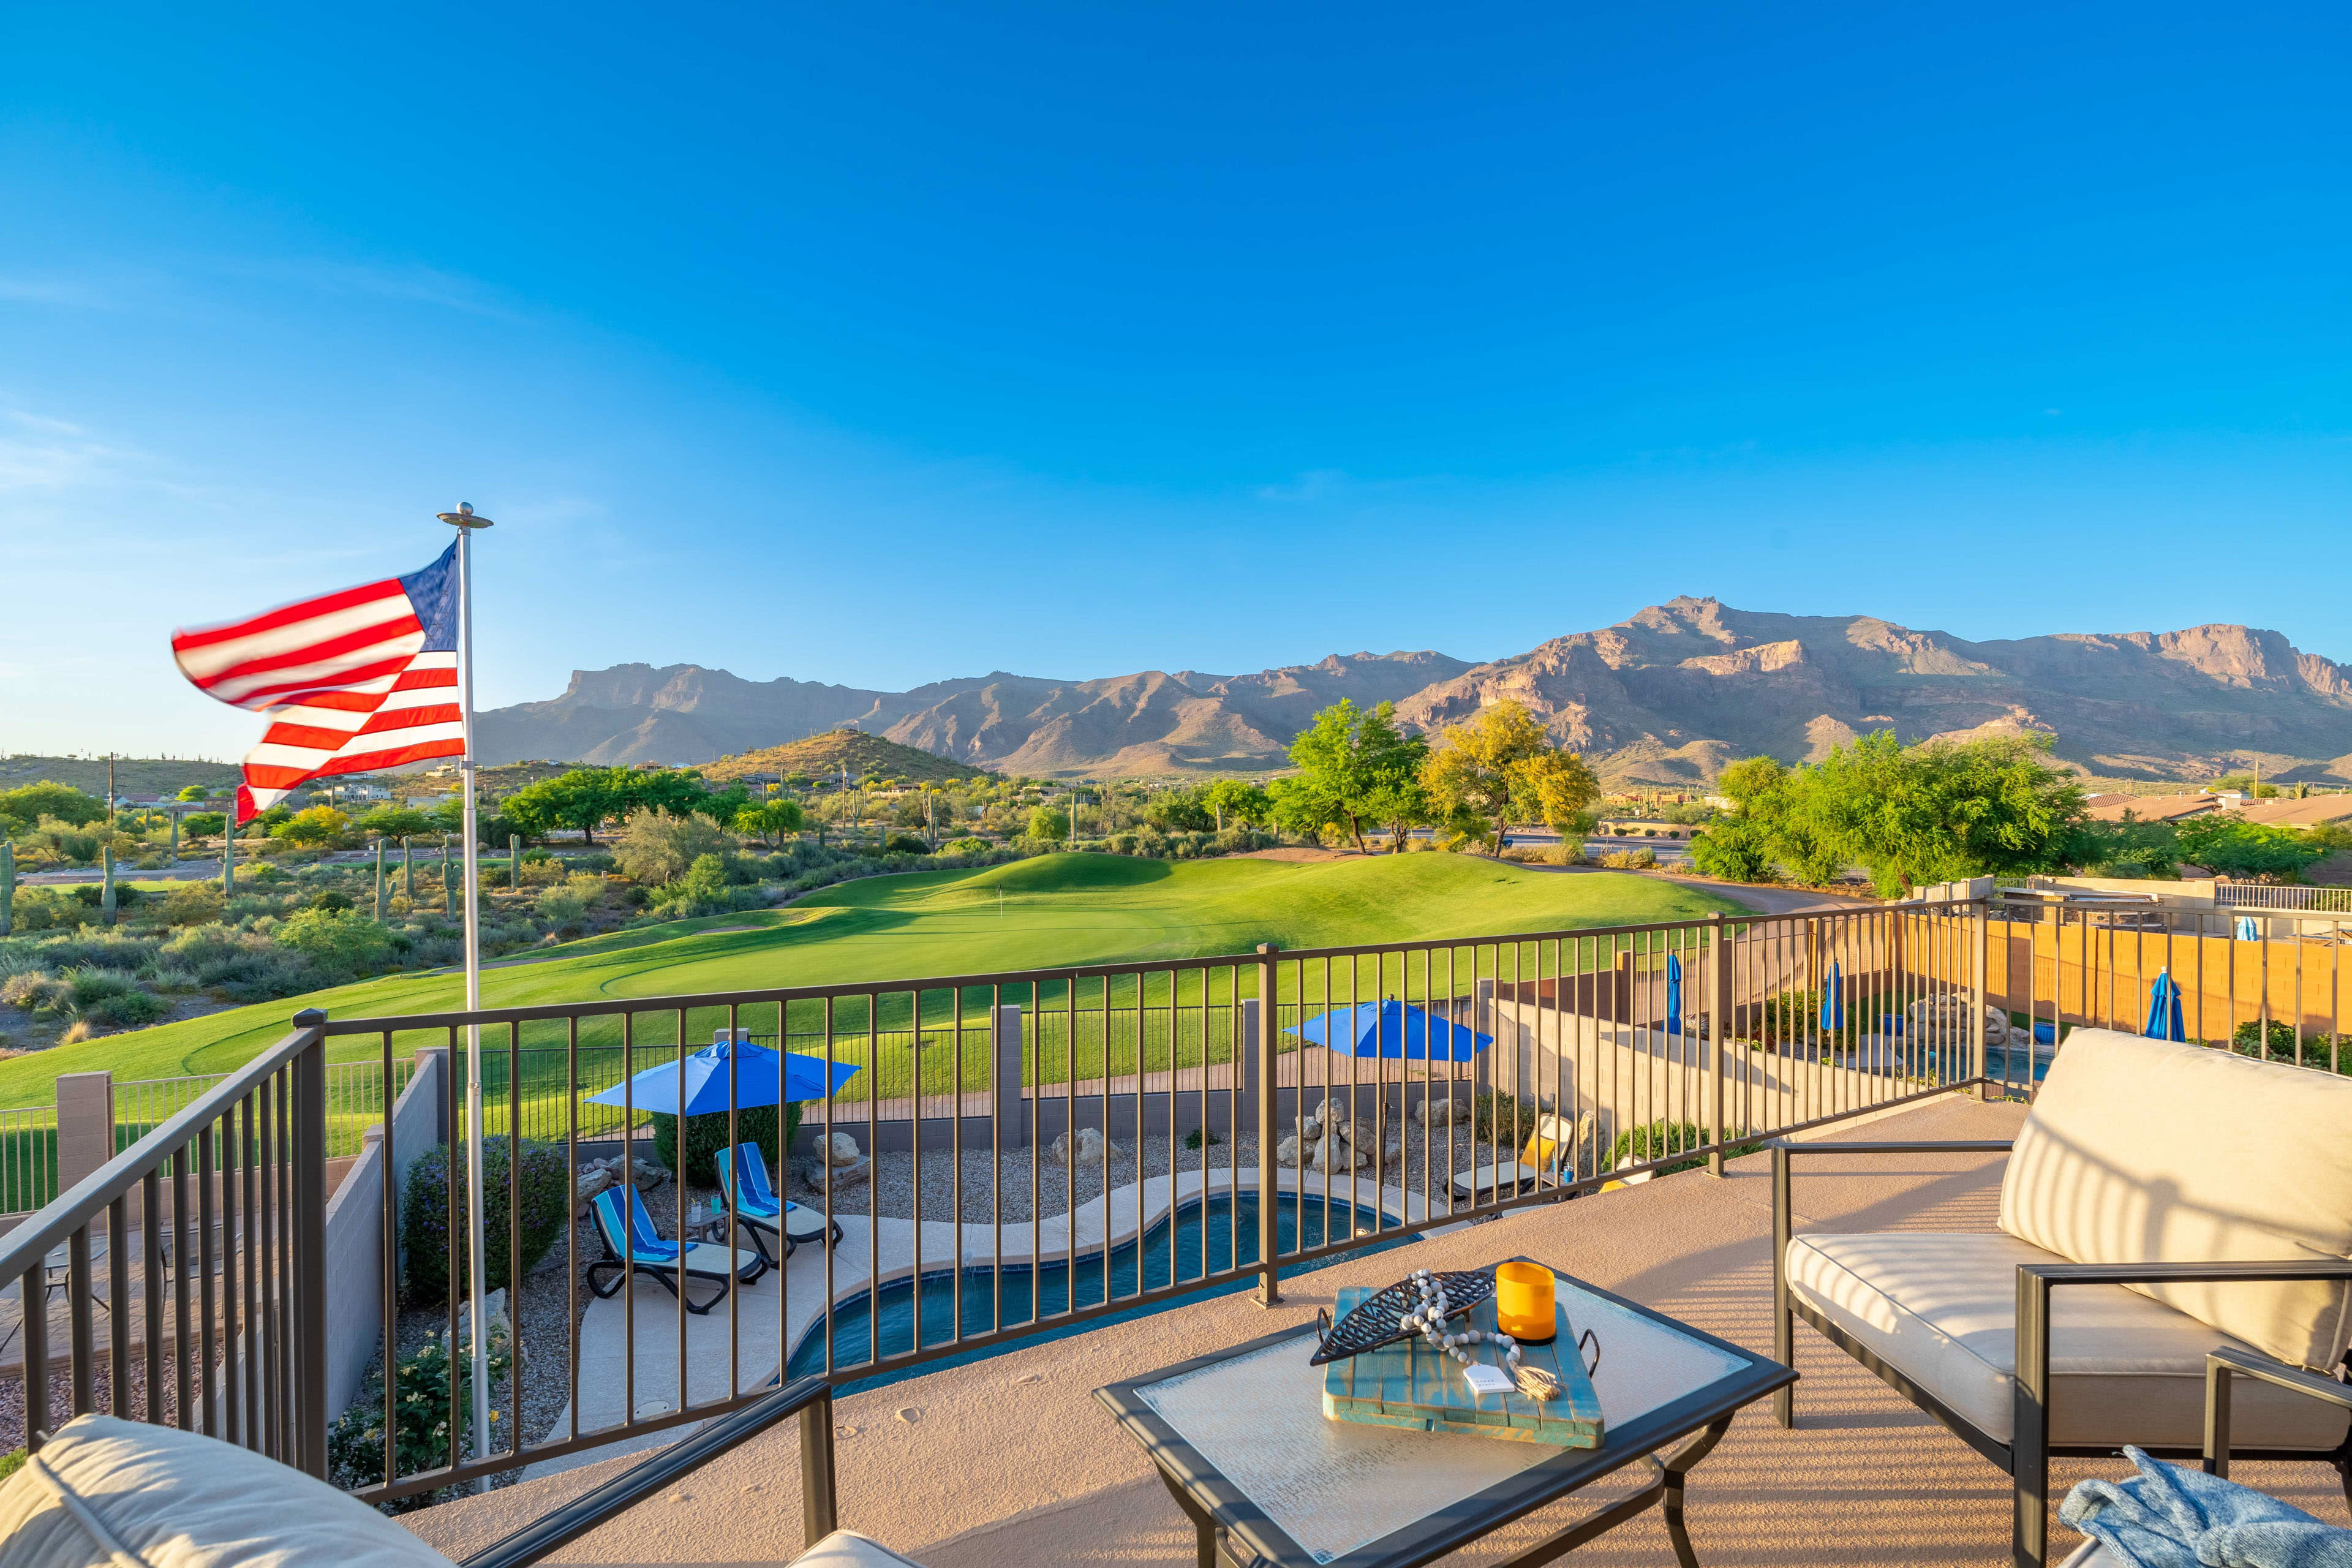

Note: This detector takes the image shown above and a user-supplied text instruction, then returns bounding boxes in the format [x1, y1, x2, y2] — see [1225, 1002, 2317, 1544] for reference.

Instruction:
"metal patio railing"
[2, 891, 2344, 1518]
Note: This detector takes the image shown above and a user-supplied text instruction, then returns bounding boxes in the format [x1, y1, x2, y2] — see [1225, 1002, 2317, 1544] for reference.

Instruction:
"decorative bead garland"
[1396, 1268, 1522, 1371]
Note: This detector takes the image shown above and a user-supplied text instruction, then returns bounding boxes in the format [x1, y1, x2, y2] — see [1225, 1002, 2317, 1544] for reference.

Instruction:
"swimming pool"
[785, 1191, 1394, 1389]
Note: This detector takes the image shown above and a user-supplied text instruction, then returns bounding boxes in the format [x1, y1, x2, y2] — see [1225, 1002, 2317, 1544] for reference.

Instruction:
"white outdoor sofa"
[0, 1379, 923, 1568]
[1772, 1027, 2352, 1567]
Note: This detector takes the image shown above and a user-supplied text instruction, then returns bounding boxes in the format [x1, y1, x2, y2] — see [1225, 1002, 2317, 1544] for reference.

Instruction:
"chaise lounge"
[717, 1140, 845, 1266]
[587, 1186, 769, 1315]
[1772, 1027, 2352, 1566]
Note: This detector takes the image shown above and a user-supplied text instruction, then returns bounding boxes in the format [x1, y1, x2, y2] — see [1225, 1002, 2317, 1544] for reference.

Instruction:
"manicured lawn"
[0, 856, 1742, 1117]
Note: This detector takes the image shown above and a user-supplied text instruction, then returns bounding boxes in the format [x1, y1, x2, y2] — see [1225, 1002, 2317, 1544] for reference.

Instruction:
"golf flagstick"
[440, 503, 495, 1488]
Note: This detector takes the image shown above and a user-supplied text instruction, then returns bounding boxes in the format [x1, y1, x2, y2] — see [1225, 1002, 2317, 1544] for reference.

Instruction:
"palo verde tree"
[1200, 777, 1273, 832]
[1417, 700, 1598, 857]
[734, 797, 806, 848]
[1275, 699, 1430, 854]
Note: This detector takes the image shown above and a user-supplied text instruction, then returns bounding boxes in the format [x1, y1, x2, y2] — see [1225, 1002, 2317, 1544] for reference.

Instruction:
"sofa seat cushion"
[1999, 1028, 2352, 1371]
[1786, 1231, 2352, 1451]
[790, 1531, 931, 1567]
[0, 1413, 456, 1567]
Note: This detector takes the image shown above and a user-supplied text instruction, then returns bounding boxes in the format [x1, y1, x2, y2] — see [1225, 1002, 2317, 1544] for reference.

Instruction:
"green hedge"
[401, 1137, 569, 1304]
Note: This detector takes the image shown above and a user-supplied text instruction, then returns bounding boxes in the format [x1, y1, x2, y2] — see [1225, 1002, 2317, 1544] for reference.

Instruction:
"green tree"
[1719, 733, 2084, 895]
[1689, 817, 1775, 882]
[0, 782, 107, 829]
[1026, 805, 1071, 843]
[1418, 701, 1598, 857]
[2173, 816, 2329, 881]
[1200, 778, 1272, 832]
[175, 785, 209, 803]
[1278, 699, 1431, 854]
[614, 807, 733, 886]
[270, 804, 352, 848]
[734, 797, 806, 848]
[501, 769, 625, 845]
[356, 804, 433, 840]
[179, 812, 227, 845]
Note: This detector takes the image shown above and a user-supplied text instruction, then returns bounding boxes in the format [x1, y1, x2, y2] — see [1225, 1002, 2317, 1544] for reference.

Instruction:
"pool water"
[785, 1192, 1393, 1389]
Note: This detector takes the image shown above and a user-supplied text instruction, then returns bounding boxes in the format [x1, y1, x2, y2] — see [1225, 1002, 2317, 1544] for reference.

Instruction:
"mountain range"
[473, 597, 2352, 786]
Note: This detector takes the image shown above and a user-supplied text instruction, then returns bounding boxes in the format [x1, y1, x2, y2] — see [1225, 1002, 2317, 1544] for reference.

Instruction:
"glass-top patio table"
[1095, 1261, 1795, 1568]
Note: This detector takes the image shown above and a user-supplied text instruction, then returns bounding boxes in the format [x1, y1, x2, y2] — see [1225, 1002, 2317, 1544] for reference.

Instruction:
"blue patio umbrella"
[1287, 999, 1493, 1061]
[1819, 962, 1846, 1033]
[588, 1033, 859, 1117]
[1664, 952, 1684, 1035]
[2235, 915, 2262, 943]
[2143, 968, 2187, 1042]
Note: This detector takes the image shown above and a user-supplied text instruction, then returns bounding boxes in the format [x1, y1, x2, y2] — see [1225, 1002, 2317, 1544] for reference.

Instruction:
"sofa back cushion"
[2000, 1028, 2352, 1370]
[0, 1414, 455, 1567]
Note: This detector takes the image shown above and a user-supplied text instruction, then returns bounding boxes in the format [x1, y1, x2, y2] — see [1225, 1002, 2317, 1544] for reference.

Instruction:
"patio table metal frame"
[1095, 1260, 1795, 1568]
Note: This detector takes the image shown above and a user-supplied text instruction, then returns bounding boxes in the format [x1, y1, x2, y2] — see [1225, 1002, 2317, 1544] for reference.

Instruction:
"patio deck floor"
[401, 1093, 2352, 1567]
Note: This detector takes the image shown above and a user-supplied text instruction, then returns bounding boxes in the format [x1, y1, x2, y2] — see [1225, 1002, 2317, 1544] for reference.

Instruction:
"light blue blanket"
[2061, 1447, 2352, 1568]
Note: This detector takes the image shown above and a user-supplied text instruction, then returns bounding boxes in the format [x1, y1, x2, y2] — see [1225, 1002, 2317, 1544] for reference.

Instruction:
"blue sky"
[3, 2, 2347, 758]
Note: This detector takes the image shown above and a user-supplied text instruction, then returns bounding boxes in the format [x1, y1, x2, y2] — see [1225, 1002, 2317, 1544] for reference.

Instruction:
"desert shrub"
[1, 971, 65, 1014]
[81, 989, 168, 1030]
[307, 888, 355, 913]
[273, 907, 394, 979]
[1471, 1090, 1541, 1147]
[325, 1325, 512, 1507]
[2233, 1019, 2349, 1073]
[943, 837, 991, 856]
[1610, 1119, 1711, 1175]
[571, 852, 617, 873]
[159, 884, 225, 926]
[1690, 821, 1773, 882]
[18, 933, 160, 971]
[1599, 849, 1657, 870]
[650, 1099, 799, 1187]
[401, 1138, 570, 1304]
[533, 884, 592, 933]
[883, 832, 929, 855]
[614, 808, 732, 886]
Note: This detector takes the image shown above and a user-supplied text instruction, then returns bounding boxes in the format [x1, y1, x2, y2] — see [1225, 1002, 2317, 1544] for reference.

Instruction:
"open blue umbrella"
[1664, 952, 1684, 1035]
[588, 1033, 859, 1116]
[1287, 999, 1493, 1061]
[2144, 968, 2186, 1042]
[1819, 962, 1846, 1033]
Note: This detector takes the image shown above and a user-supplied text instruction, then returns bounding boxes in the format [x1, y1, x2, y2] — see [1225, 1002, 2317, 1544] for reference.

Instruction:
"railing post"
[800, 1388, 838, 1546]
[1971, 894, 1991, 1102]
[1254, 943, 1280, 1308]
[1708, 913, 1728, 1177]
[291, 1008, 330, 1479]
[994, 1004, 1025, 1148]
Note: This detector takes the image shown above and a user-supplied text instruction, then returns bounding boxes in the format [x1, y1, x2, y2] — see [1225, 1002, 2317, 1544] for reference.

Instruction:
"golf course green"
[0, 854, 1742, 1109]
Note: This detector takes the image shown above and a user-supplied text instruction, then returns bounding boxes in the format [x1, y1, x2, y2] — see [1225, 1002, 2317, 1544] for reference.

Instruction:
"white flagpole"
[440, 503, 494, 1487]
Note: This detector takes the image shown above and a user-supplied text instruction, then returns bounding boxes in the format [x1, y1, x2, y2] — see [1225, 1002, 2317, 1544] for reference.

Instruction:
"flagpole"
[440, 502, 494, 1488]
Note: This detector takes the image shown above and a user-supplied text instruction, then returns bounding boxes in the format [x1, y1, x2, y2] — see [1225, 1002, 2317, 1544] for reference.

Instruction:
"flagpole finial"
[438, 502, 496, 529]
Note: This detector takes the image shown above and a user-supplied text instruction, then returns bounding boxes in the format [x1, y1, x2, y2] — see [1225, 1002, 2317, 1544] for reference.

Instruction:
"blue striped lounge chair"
[586, 1186, 767, 1314]
[716, 1141, 843, 1265]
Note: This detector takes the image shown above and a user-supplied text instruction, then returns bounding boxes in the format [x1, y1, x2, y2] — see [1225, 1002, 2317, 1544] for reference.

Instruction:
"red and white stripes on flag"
[171, 543, 464, 823]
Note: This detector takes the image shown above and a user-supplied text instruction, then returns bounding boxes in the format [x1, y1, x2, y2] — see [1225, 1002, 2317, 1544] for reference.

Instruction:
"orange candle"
[1494, 1261, 1556, 1343]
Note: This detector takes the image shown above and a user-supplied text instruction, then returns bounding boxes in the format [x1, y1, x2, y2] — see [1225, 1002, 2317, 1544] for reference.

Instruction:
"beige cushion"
[1786, 1231, 2351, 1450]
[0, 1414, 456, 1567]
[1999, 1028, 2352, 1370]
[790, 1529, 930, 1567]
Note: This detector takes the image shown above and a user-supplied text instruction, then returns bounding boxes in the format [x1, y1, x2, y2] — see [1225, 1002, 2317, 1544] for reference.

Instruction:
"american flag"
[172, 543, 465, 823]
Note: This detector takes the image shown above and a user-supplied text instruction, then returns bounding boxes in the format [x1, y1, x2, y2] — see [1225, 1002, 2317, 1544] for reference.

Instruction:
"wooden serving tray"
[1321, 1286, 1603, 1448]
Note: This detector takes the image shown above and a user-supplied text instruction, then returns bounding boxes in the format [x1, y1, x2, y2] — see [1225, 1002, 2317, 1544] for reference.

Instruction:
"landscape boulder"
[1416, 1095, 1464, 1129]
[1048, 1126, 1118, 1167]
[1907, 995, 2011, 1048]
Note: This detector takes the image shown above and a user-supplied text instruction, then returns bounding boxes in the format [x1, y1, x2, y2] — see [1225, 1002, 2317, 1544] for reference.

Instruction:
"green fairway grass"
[0, 856, 1741, 1126]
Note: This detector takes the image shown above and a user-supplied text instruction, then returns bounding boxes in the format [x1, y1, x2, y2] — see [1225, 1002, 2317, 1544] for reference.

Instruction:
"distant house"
[2235, 794, 2352, 831]
[2080, 793, 2226, 824]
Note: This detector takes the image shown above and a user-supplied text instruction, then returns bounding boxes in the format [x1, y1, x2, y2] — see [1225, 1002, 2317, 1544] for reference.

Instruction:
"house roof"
[2081, 793, 2224, 823]
[2234, 794, 2352, 828]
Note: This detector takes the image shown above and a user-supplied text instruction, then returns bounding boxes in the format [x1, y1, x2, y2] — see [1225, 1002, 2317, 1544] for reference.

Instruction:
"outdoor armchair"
[1771, 1028, 2352, 1568]
[586, 1185, 768, 1315]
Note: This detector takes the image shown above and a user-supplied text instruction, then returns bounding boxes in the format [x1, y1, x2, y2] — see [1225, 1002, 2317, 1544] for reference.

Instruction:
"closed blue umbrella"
[1287, 999, 1493, 1061]
[588, 1033, 859, 1116]
[1819, 962, 1845, 1033]
[2143, 968, 2186, 1042]
[2235, 915, 2262, 944]
[1664, 952, 1684, 1035]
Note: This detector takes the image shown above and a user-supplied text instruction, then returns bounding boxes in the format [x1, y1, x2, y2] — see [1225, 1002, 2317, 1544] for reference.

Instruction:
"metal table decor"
[1310, 1269, 1494, 1365]
[1322, 1286, 1604, 1448]
[1095, 1257, 1796, 1568]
